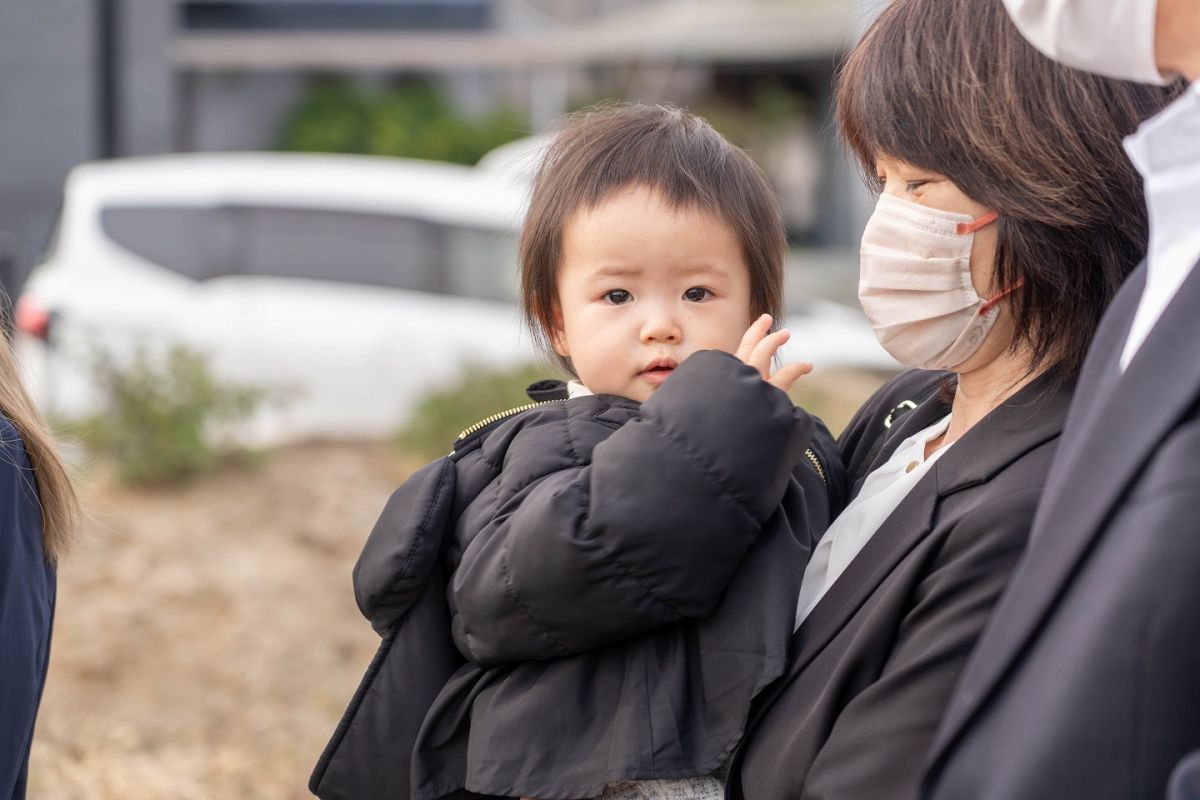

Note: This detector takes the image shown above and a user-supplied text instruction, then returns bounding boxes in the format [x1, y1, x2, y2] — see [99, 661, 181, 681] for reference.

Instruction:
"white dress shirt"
[1120, 80, 1200, 371]
[795, 414, 953, 630]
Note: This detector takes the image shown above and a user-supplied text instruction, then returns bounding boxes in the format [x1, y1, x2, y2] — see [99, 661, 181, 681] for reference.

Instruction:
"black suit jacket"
[726, 367, 1073, 800]
[924, 258, 1200, 799]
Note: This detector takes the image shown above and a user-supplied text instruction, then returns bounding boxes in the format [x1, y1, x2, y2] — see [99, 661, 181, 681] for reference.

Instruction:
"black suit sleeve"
[449, 350, 816, 665]
[799, 488, 1036, 800]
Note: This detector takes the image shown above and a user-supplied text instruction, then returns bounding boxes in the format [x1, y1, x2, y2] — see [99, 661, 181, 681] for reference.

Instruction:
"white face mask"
[859, 193, 1019, 371]
[1001, 0, 1168, 85]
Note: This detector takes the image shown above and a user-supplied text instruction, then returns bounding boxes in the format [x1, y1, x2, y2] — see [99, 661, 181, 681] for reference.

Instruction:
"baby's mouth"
[638, 358, 678, 384]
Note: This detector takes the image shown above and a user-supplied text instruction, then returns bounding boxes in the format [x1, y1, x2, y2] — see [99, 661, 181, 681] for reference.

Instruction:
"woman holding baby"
[726, 0, 1179, 797]
[314, 1, 1177, 798]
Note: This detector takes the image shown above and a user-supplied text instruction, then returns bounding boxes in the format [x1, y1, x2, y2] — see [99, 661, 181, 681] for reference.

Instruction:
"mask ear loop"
[979, 279, 1026, 315]
[956, 210, 999, 235]
[955, 210, 1016, 315]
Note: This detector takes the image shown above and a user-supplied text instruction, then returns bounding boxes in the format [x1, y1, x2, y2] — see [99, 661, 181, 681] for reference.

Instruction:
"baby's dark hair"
[519, 102, 786, 374]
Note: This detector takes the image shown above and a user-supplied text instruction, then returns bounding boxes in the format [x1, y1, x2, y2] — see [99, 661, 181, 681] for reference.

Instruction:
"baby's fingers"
[768, 361, 813, 393]
[735, 314, 774, 364]
[748, 329, 791, 378]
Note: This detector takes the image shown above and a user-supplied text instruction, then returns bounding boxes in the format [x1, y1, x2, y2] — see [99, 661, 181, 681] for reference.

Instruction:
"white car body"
[18, 152, 536, 444]
[17, 150, 896, 446]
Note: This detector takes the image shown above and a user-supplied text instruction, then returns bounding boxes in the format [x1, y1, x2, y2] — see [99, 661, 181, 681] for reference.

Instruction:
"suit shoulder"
[839, 370, 948, 460]
[0, 415, 35, 494]
[0, 414, 26, 456]
[869, 370, 948, 417]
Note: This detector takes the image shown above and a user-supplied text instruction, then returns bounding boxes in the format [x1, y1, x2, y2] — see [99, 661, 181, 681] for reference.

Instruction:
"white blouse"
[795, 413, 954, 630]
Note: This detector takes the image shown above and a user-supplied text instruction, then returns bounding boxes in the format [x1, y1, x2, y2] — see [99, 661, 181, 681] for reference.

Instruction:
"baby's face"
[552, 184, 755, 403]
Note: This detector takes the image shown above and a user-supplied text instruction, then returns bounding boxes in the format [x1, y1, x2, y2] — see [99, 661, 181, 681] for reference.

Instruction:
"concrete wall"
[119, 0, 176, 156]
[0, 1, 96, 295]
[181, 72, 308, 151]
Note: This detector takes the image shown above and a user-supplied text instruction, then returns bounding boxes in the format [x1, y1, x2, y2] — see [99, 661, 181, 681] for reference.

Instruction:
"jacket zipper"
[454, 399, 567, 445]
[455, 400, 828, 490]
[804, 447, 828, 488]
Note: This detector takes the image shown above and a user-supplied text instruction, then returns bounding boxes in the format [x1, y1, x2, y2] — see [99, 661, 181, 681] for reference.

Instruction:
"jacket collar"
[868, 384, 952, 473]
[927, 257, 1200, 779]
[868, 369, 1071, 498]
[933, 369, 1073, 497]
[782, 370, 1073, 682]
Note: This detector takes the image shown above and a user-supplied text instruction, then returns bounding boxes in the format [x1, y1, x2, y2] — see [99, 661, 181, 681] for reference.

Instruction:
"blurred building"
[0, 0, 883, 300]
[172, 0, 872, 242]
[0, 3, 97, 311]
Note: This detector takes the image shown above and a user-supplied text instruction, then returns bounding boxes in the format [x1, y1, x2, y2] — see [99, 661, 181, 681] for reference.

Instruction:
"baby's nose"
[640, 310, 682, 343]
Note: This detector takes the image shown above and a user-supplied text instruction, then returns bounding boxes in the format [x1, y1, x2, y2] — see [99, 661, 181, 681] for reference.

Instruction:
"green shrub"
[397, 362, 562, 460]
[279, 79, 527, 166]
[70, 345, 271, 486]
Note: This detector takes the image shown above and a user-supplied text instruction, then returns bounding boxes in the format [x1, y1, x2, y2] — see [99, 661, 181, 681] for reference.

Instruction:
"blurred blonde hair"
[0, 324, 77, 564]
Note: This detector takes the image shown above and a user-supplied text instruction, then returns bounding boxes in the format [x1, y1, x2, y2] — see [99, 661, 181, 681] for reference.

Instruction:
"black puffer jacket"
[310, 351, 844, 800]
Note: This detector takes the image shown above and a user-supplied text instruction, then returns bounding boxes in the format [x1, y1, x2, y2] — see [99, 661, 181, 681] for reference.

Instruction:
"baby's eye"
[683, 286, 712, 302]
[603, 289, 632, 305]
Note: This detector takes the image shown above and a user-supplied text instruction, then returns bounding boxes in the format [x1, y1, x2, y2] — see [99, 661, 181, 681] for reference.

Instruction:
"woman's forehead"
[873, 153, 944, 177]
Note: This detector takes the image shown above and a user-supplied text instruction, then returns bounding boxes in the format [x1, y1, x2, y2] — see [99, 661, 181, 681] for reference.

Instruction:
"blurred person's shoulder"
[0, 412, 21, 443]
[0, 413, 34, 473]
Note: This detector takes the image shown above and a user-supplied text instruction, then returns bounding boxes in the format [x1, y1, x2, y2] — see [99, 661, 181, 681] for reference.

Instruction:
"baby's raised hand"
[735, 313, 813, 393]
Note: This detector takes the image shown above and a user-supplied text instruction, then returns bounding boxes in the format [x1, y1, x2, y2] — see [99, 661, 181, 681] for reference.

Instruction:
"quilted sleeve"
[352, 456, 457, 635]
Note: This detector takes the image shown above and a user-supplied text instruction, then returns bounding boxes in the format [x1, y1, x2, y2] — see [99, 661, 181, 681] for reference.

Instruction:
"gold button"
[906, 460, 919, 473]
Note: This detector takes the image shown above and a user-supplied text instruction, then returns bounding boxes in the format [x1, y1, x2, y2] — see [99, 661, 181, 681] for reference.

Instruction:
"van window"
[101, 204, 518, 300]
[235, 206, 443, 292]
[101, 206, 234, 281]
[443, 226, 518, 304]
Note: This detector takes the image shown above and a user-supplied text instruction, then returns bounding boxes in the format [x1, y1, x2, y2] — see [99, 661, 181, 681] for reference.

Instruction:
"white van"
[15, 152, 537, 444]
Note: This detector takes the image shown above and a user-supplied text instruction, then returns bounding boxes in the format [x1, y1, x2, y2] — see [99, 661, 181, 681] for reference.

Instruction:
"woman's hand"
[736, 313, 813, 393]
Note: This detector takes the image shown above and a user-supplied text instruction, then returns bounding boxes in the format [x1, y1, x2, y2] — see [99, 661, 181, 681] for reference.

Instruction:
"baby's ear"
[549, 308, 569, 358]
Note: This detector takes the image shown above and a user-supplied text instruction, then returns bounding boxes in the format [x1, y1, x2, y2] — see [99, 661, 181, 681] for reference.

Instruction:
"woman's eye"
[603, 289, 632, 305]
[905, 180, 929, 193]
[683, 286, 712, 302]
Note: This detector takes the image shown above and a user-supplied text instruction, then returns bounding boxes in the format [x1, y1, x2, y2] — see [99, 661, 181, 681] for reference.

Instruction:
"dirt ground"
[29, 442, 420, 799]
[26, 367, 887, 799]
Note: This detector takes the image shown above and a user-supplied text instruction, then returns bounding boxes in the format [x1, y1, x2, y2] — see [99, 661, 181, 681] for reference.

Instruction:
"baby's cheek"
[708, 332, 747, 356]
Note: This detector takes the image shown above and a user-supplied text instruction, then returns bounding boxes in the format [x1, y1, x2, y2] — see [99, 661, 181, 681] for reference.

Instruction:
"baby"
[312, 104, 845, 800]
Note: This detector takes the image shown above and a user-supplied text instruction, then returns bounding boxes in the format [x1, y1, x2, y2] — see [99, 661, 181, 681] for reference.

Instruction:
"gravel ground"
[29, 443, 419, 799]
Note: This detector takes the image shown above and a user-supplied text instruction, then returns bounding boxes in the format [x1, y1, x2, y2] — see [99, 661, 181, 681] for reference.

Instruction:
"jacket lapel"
[785, 372, 1071, 680]
[928, 259, 1200, 772]
[847, 393, 951, 498]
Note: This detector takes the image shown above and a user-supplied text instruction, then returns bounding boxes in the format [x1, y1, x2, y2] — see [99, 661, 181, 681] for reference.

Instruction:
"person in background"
[721, 0, 1179, 797]
[923, 1, 1200, 798]
[0, 328, 78, 798]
